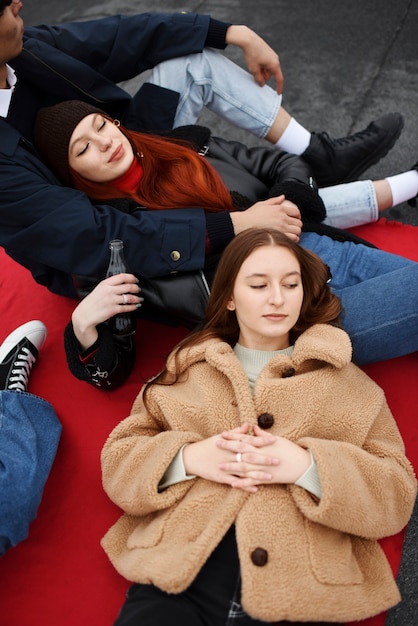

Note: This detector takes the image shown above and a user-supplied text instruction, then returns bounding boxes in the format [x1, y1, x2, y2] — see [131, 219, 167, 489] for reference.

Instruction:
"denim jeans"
[149, 51, 379, 229]
[319, 180, 378, 228]
[300, 232, 418, 364]
[148, 48, 281, 140]
[0, 391, 62, 556]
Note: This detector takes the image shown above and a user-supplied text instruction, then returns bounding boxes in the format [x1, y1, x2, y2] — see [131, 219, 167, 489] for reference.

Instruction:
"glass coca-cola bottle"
[106, 239, 136, 336]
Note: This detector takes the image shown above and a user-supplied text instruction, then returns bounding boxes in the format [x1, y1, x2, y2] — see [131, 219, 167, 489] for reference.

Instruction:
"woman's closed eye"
[76, 143, 90, 157]
[75, 119, 106, 156]
[249, 281, 299, 290]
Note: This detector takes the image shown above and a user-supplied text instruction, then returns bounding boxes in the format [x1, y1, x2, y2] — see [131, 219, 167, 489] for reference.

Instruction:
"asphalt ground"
[22, 0, 418, 225]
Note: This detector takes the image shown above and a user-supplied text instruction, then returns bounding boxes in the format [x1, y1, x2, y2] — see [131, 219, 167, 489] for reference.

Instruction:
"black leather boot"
[302, 113, 404, 186]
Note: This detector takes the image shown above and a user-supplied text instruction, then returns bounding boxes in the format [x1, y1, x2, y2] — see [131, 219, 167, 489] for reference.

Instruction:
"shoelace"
[315, 125, 378, 164]
[320, 124, 377, 151]
[332, 126, 377, 146]
[8, 346, 36, 391]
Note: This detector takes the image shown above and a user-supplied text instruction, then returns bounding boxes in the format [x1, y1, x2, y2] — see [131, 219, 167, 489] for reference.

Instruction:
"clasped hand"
[183, 423, 311, 493]
[230, 195, 302, 242]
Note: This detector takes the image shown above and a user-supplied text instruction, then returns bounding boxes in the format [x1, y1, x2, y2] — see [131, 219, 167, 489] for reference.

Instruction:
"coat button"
[251, 548, 268, 566]
[170, 250, 181, 262]
[282, 367, 295, 378]
[257, 412, 274, 429]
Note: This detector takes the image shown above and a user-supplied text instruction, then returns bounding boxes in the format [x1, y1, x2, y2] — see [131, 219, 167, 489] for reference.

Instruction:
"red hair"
[69, 121, 234, 213]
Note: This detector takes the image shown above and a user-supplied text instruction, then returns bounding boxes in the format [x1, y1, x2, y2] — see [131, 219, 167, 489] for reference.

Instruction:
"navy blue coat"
[0, 13, 228, 296]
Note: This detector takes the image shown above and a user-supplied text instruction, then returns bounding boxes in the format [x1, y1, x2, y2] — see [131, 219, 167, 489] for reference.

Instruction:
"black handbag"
[138, 270, 210, 329]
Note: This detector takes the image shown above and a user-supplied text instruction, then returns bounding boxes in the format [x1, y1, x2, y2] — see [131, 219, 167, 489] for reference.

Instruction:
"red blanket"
[0, 219, 417, 626]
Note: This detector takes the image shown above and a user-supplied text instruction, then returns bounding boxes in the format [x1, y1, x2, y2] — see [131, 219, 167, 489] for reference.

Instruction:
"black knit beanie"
[35, 100, 108, 185]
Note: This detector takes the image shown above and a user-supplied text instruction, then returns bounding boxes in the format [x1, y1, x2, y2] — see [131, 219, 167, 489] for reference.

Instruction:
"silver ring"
[122, 293, 128, 305]
[236, 452, 242, 463]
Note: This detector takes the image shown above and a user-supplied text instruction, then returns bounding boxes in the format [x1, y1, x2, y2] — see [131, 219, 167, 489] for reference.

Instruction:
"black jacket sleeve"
[22, 13, 229, 81]
[207, 136, 326, 223]
[64, 322, 136, 390]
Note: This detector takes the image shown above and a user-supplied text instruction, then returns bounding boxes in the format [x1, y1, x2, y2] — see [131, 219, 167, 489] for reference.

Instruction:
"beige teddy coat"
[101, 324, 416, 623]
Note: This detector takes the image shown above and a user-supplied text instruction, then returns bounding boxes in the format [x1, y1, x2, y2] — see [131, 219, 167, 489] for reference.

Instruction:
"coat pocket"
[304, 519, 364, 585]
[126, 509, 176, 549]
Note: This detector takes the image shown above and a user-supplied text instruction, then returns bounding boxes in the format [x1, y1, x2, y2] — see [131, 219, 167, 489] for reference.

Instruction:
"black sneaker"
[0, 321, 47, 392]
[302, 113, 404, 186]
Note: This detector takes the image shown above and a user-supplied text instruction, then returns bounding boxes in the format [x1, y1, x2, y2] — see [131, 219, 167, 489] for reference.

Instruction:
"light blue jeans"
[300, 232, 418, 364]
[149, 48, 281, 140]
[149, 50, 379, 229]
[0, 391, 62, 556]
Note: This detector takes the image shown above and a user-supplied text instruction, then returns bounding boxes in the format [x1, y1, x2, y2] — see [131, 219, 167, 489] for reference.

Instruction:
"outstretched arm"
[23, 13, 229, 81]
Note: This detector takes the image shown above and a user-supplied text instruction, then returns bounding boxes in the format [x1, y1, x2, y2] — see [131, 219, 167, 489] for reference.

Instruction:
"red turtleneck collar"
[110, 156, 144, 192]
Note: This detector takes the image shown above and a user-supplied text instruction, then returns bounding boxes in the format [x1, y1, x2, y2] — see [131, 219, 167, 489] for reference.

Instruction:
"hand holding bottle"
[71, 273, 142, 350]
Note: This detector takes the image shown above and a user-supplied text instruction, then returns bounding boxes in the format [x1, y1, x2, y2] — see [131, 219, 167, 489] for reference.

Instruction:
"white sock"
[386, 170, 418, 206]
[274, 118, 311, 154]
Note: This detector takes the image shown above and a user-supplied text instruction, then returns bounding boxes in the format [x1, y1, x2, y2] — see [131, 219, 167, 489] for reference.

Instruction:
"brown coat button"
[257, 412, 274, 429]
[251, 547, 268, 566]
[282, 367, 296, 378]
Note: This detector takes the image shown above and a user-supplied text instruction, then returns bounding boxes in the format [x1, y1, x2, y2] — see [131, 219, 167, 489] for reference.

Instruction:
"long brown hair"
[143, 228, 342, 402]
[69, 120, 234, 213]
